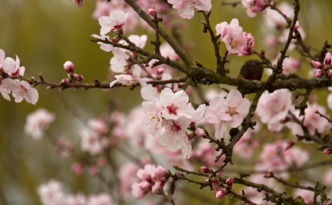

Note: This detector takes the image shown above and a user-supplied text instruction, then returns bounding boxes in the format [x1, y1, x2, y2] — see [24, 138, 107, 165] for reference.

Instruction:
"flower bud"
[294, 21, 300, 29]
[212, 178, 219, 191]
[252, 5, 265, 13]
[63, 61, 75, 73]
[328, 69, 332, 77]
[195, 128, 205, 137]
[315, 70, 325, 78]
[73, 0, 83, 7]
[312, 60, 324, 69]
[154, 166, 167, 179]
[200, 166, 211, 173]
[216, 189, 226, 199]
[255, 0, 267, 7]
[152, 178, 166, 193]
[148, 8, 156, 16]
[61, 78, 68, 84]
[138, 181, 151, 192]
[226, 177, 233, 187]
[325, 52, 332, 65]
[157, 68, 164, 75]
[323, 148, 332, 155]
[76, 74, 84, 82]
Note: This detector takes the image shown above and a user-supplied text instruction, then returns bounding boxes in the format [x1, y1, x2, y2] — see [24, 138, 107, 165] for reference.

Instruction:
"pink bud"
[76, 74, 84, 82]
[152, 178, 166, 193]
[294, 21, 300, 29]
[216, 189, 226, 199]
[154, 166, 167, 179]
[148, 8, 156, 16]
[255, 0, 267, 7]
[71, 162, 84, 175]
[89, 166, 99, 176]
[73, 0, 83, 7]
[212, 179, 219, 191]
[141, 171, 152, 182]
[323, 148, 332, 155]
[157, 68, 164, 75]
[138, 181, 151, 192]
[325, 52, 332, 65]
[61, 78, 68, 84]
[252, 5, 265, 13]
[328, 69, 332, 77]
[315, 70, 325, 78]
[200, 166, 211, 173]
[226, 177, 233, 187]
[311, 60, 324, 69]
[284, 141, 294, 151]
[195, 128, 205, 137]
[241, 46, 251, 56]
[63, 61, 75, 73]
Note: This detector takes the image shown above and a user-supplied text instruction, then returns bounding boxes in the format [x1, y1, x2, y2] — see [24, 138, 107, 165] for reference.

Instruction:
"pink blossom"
[2, 55, 25, 76]
[159, 117, 191, 152]
[160, 87, 195, 120]
[241, 0, 256, 17]
[141, 98, 163, 138]
[324, 168, 332, 187]
[24, 108, 55, 139]
[80, 129, 103, 155]
[303, 103, 330, 135]
[131, 183, 146, 199]
[256, 89, 292, 131]
[148, 8, 156, 16]
[282, 57, 301, 74]
[293, 188, 314, 204]
[167, 0, 212, 19]
[154, 166, 167, 179]
[98, 10, 129, 35]
[312, 60, 324, 69]
[38, 180, 64, 205]
[138, 181, 151, 192]
[73, 0, 83, 7]
[12, 81, 39, 104]
[88, 119, 108, 135]
[193, 141, 225, 165]
[127, 34, 148, 49]
[0, 78, 19, 101]
[182, 133, 192, 159]
[160, 43, 179, 61]
[119, 162, 139, 197]
[200, 166, 211, 173]
[140, 72, 172, 100]
[137, 164, 156, 181]
[233, 131, 257, 159]
[205, 89, 250, 139]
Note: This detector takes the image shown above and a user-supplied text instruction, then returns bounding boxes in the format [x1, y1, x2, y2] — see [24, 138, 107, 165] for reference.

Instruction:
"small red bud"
[63, 61, 75, 73]
[323, 148, 332, 155]
[148, 8, 156, 16]
[226, 177, 233, 187]
[216, 189, 226, 199]
[77, 74, 84, 82]
[200, 166, 211, 173]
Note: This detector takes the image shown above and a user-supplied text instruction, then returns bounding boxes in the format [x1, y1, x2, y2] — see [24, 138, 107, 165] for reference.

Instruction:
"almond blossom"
[160, 87, 195, 120]
[256, 89, 292, 131]
[141, 98, 163, 138]
[159, 117, 191, 152]
[205, 89, 250, 139]
[167, 0, 212, 19]
[12, 81, 39, 104]
[215, 19, 248, 54]
[24, 108, 55, 139]
[98, 10, 129, 35]
[0, 78, 19, 101]
[2, 55, 25, 76]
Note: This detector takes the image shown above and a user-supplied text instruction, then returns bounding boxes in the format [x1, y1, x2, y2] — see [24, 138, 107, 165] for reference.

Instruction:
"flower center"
[167, 104, 178, 115]
[170, 121, 181, 132]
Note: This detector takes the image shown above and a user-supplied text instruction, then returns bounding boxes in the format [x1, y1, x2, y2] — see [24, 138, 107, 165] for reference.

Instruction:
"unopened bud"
[294, 21, 300, 29]
[195, 128, 205, 137]
[63, 61, 75, 73]
[315, 70, 325, 78]
[312, 60, 324, 69]
[152, 178, 166, 193]
[323, 148, 332, 155]
[327, 69, 332, 77]
[61, 78, 68, 84]
[255, 0, 267, 7]
[154, 166, 168, 179]
[212, 178, 219, 191]
[148, 8, 156, 16]
[157, 68, 164, 75]
[216, 189, 226, 199]
[200, 166, 211, 173]
[77, 74, 84, 82]
[141, 171, 152, 182]
[71, 162, 84, 175]
[226, 177, 233, 187]
[325, 52, 332, 65]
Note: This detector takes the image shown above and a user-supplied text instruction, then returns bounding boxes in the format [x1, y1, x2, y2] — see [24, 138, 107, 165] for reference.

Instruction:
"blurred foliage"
[0, 0, 332, 204]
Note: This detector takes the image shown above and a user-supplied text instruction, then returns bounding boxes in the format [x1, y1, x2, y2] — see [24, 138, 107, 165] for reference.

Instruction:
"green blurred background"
[1, 0, 332, 204]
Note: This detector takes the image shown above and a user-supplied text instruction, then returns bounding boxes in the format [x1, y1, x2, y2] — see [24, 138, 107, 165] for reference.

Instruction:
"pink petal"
[228, 114, 243, 128]
[237, 98, 251, 114]
[226, 89, 242, 103]
[25, 87, 39, 105]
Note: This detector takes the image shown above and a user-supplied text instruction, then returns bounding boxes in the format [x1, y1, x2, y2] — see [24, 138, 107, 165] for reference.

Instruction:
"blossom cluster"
[0, 49, 38, 104]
